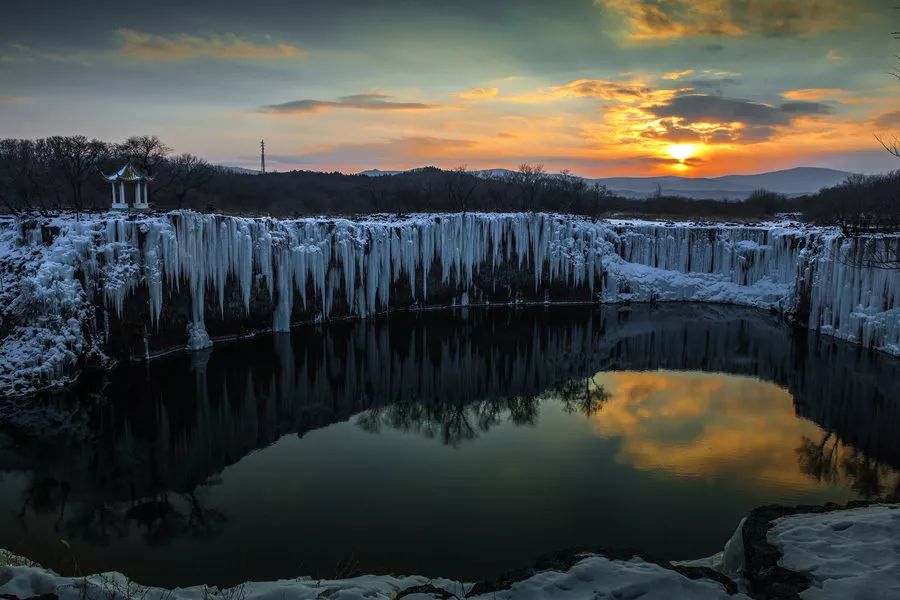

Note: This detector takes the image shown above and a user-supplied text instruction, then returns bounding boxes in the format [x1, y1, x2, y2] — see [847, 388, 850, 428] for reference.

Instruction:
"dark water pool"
[1, 304, 898, 588]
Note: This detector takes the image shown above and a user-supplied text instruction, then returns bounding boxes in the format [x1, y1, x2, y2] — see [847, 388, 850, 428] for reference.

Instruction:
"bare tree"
[591, 183, 613, 217]
[876, 18, 900, 157]
[557, 376, 610, 417]
[507, 163, 547, 210]
[834, 174, 883, 236]
[875, 55, 900, 157]
[551, 169, 588, 215]
[168, 153, 212, 209]
[0, 139, 58, 214]
[0, 140, 23, 214]
[46, 135, 110, 215]
[446, 165, 478, 213]
[117, 135, 172, 175]
[486, 180, 511, 211]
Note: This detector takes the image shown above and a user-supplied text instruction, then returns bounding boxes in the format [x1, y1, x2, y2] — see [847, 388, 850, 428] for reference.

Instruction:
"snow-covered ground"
[0, 550, 747, 600]
[0, 212, 898, 395]
[770, 505, 900, 599]
[3, 504, 898, 599]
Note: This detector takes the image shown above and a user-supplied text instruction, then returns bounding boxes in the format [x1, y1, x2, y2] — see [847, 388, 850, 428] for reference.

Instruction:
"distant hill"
[358, 168, 403, 177]
[362, 166, 854, 200]
[590, 167, 853, 200]
[218, 165, 260, 175]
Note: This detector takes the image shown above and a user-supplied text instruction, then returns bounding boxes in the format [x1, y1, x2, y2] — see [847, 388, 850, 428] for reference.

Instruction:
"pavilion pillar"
[120, 182, 125, 206]
[135, 182, 141, 206]
[110, 183, 116, 205]
[143, 182, 149, 205]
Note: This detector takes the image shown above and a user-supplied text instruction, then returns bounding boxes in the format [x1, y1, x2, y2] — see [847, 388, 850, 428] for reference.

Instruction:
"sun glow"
[667, 143, 699, 163]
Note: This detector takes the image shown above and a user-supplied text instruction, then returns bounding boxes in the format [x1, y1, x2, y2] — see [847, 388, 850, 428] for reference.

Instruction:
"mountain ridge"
[360, 166, 854, 200]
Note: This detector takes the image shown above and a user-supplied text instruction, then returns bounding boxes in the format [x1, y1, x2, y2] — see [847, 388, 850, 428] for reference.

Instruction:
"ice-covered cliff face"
[0, 211, 898, 395]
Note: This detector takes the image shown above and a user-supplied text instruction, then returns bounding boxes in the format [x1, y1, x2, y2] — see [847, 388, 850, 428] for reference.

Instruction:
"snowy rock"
[769, 504, 900, 599]
[186, 321, 212, 350]
[0, 552, 747, 600]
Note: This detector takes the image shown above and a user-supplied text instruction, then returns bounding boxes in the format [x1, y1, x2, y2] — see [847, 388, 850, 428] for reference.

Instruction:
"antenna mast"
[260, 139, 266, 174]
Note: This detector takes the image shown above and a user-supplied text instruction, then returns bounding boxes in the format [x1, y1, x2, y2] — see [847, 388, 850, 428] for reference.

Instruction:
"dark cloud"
[683, 78, 739, 88]
[261, 93, 438, 114]
[704, 44, 725, 52]
[643, 93, 831, 144]
[648, 94, 832, 128]
[746, 1, 843, 38]
[707, 125, 777, 143]
[649, 94, 789, 126]
[780, 101, 833, 115]
[873, 110, 900, 129]
[681, 77, 740, 96]
[642, 119, 704, 143]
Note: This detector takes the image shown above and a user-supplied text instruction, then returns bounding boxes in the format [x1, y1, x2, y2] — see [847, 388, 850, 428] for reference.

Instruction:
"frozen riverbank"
[1, 502, 897, 600]
[1, 212, 898, 395]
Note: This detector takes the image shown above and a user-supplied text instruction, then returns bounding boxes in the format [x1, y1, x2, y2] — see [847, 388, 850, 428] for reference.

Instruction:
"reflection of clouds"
[587, 370, 836, 490]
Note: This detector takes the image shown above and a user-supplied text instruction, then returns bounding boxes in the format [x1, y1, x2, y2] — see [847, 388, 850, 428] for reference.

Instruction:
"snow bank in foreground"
[770, 504, 900, 599]
[0, 553, 746, 600]
[0, 212, 898, 395]
[5, 505, 898, 599]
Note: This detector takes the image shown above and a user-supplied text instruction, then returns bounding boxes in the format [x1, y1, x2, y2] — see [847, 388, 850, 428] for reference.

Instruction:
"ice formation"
[0, 211, 898, 395]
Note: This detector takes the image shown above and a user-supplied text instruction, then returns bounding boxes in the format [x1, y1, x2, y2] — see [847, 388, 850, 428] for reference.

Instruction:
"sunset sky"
[2, 0, 899, 176]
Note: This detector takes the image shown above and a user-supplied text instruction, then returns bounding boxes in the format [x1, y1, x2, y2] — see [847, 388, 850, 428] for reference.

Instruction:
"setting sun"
[667, 144, 699, 163]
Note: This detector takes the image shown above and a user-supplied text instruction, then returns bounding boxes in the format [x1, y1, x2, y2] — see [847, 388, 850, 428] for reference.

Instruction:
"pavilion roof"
[102, 161, 154, 182]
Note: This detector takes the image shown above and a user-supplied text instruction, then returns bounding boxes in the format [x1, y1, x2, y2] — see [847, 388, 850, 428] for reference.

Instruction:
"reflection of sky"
[1, 369, 897, 587]
[2, 1, 899, 175]
[589, 370, 900, 494]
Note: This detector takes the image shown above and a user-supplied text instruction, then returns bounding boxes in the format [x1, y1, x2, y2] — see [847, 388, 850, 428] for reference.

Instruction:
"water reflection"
[589, 371, 900, 495]
[0, 304, 898, 587]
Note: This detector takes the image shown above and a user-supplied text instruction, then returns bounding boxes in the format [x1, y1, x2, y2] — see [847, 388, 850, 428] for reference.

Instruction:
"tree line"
[0, 135, 213, 216]
[1, 135, 898, 238]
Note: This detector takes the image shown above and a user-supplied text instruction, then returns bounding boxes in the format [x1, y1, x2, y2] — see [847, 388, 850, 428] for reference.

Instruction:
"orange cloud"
[458, 87, 500, 100]
[502, 78, 674, 104]
[583, 370, 870, 491]
[0, 96, 28, 104]
[116, 29, 305, 61]
[782, 88, 871, 105]
[662, 69, 695, 81]
[598, 0, 848, 42]
[256, 68, 882, 178]
[783, 88, 846, 101]
[599, 0, 744, 41]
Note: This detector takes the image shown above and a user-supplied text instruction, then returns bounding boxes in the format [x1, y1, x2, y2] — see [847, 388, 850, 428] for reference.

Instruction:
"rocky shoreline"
[1, 500, 897, 600]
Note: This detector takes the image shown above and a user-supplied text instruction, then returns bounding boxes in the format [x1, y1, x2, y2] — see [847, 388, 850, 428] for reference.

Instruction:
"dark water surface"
[1, 305, 898, 588]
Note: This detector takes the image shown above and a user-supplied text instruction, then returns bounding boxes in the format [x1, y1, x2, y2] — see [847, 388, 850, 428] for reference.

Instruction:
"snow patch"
[770, 504, 900, 599]
[0, 554, 746, 600]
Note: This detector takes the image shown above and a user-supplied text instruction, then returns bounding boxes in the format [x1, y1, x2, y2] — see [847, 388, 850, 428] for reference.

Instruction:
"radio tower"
[260, 139, 266, 174]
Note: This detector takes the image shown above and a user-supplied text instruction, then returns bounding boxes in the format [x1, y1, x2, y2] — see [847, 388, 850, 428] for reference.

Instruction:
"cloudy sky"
[2, 0, 899, 176]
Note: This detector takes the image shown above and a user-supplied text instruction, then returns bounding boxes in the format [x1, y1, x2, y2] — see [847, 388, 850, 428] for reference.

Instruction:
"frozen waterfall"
[0, 211, 897, 395]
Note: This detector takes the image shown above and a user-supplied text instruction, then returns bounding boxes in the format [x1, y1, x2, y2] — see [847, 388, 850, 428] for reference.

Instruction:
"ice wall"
[0, 211, 898, 395]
